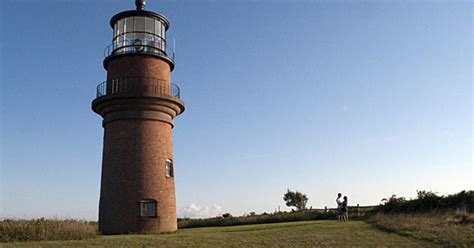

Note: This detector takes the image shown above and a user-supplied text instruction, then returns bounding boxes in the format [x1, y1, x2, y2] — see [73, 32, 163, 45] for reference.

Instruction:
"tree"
[283, 189, 308, 211]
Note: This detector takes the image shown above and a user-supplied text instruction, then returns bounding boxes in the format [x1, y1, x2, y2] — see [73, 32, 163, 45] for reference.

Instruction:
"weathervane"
[135, 0, 146, 10]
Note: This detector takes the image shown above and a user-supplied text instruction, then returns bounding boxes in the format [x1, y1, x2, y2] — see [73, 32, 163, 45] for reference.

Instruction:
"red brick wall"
[99, 119, 177, 234]
[106, 55, 171, 81]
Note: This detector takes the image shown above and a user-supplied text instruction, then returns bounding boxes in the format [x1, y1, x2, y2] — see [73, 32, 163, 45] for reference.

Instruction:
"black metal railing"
[96, 77, 181, 99]
[104, 37, 175, 61]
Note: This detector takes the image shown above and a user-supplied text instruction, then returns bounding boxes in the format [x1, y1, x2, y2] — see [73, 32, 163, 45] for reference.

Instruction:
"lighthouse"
[92, 0, 184, 234]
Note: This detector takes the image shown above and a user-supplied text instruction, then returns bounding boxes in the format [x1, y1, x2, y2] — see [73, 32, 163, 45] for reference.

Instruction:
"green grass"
[4, 220, 437, 247]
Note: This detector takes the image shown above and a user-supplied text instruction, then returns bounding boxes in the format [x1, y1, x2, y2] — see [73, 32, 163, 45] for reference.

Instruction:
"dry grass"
[368, 210, 474, 247]
[0, 218, 98, 242]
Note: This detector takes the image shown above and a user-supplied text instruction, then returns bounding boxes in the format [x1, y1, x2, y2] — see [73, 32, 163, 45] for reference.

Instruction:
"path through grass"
[5, 220, 438, 247]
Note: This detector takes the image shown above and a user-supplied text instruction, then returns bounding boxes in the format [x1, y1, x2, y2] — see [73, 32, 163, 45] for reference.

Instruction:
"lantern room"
[104, 1, 174, 69]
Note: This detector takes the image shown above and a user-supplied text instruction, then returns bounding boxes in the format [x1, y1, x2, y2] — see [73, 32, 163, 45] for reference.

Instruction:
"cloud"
[178, 203, 224, 218]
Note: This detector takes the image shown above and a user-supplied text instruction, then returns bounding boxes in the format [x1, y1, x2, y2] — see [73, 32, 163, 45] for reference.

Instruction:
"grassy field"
[4, 220, 438, 247]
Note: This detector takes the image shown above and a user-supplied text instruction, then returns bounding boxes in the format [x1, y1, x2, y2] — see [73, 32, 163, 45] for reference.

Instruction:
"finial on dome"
[135, 0, 146, 10]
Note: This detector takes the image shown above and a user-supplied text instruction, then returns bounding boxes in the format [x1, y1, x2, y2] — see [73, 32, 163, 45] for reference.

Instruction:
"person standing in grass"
[342, 196, 349, 222]
[336, 193, 343, 222]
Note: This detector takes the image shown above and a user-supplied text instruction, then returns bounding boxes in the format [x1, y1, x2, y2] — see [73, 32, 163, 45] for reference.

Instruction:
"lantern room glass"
[112, 16, 167, 55]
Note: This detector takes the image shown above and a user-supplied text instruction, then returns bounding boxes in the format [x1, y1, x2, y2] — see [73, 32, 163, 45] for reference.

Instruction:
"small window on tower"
[140, 199, 157, 218]
[166, 159, 174, 177]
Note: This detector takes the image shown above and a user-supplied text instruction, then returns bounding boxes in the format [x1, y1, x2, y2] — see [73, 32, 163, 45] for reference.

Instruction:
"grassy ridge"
[4, 220, 436, 247]
[0, 219, 97, 242]
[368, 190, 474, 246]
[369, 211, 474, 247]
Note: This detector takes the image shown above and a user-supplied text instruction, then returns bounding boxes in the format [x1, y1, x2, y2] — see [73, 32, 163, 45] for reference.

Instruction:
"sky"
[1, 0, 472, 220]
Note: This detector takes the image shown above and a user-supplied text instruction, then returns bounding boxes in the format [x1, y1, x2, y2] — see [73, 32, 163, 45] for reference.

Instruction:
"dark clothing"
[342, 200, 348, 213]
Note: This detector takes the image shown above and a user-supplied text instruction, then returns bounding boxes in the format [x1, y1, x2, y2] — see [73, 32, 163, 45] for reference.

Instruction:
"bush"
[378, 190, 474, 214]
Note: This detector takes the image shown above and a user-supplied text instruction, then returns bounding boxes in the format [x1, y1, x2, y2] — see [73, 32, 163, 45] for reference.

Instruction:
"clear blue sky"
[1, 0, 472, 220]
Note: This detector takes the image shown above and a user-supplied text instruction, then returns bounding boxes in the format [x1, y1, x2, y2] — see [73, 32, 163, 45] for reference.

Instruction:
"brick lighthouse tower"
[92, 0, 184, 234]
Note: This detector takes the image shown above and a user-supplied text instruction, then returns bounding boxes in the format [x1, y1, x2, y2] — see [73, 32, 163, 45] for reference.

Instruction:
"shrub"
[378, 190, 474, 214]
